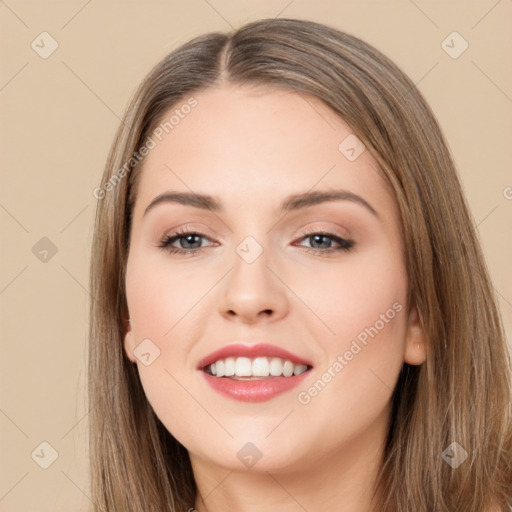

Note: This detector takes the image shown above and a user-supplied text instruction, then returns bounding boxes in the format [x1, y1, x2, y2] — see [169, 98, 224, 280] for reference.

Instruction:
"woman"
[88, 18, 512, 512]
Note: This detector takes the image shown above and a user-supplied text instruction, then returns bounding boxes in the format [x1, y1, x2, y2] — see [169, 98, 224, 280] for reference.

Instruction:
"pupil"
[312, 234, 330, 249]
[183, 235, 200, 248]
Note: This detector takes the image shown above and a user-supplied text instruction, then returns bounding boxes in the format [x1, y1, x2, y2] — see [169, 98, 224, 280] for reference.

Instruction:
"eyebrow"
[143, 189, 379, 218]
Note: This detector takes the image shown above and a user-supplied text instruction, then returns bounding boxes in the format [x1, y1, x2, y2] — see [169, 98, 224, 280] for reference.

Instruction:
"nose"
[219, 247, 289, 324]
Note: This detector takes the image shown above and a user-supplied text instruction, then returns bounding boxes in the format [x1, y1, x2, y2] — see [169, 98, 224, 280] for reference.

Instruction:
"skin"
[123, 82, 427, 512]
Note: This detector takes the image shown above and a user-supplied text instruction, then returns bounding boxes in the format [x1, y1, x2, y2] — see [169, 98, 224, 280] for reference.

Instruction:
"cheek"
[125, 250, 209, 342]
[297, 248, 408, 343]
[293, 250, 409, 438]
[295, 247, 409, 392]
[124, 252, 213, 425]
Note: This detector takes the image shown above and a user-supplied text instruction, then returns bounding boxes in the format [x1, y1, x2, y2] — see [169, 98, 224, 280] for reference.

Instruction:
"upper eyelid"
[166, 220, 350, 235]
[163, 228, 350, 245]
[161, 231, 353, 259]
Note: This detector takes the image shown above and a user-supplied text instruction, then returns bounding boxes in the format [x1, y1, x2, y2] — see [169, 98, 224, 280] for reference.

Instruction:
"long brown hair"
[88, 18, 512, 511]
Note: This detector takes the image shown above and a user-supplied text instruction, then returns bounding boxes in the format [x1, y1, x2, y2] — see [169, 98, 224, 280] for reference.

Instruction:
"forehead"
[132, 83, 395, 219]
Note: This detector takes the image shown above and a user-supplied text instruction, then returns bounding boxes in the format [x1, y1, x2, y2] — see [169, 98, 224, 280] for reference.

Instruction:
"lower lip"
[200, 370, 312, 402]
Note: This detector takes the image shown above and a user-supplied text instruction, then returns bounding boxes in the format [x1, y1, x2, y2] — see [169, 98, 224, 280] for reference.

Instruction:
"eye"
[157, 227, 354, 257]
[158, 228, 215, 255]
[294, 229, 354, 255]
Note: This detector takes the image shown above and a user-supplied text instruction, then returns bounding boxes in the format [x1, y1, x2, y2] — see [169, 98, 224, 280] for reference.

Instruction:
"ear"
[123, 317, 137, 363]
[403, 302, 427, 365]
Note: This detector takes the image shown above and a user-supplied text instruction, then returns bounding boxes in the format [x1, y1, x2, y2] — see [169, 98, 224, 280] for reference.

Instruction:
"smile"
[204, 356, 311, 378]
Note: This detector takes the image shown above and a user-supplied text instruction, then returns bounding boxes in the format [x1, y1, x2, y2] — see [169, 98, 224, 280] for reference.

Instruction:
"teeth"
[283, 360, 294, 377]
[235, 357, 252, 376]
[205, 356, 309, 378]
[269, 357, 283, 376]
[252, 357, 270, 377]
[292, 366, 306, 376]
[224, 357, 235, 376]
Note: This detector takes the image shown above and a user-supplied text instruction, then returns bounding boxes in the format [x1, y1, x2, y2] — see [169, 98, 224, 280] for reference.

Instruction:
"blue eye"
[297, 232, 354, 254]
[158, 229, 213, 255]
[158, 229, 354, 256]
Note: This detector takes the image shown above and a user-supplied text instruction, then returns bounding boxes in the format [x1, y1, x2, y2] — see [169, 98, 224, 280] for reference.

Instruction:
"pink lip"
[196, 343, 313, 370]
[197, 343, 314, 403]
[200, 370, 312, 402]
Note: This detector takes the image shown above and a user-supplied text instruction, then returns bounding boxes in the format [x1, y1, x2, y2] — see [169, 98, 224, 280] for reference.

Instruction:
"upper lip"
[197, 343, 314, 370]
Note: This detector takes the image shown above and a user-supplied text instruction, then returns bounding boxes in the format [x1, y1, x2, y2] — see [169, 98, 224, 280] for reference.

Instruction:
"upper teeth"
[207, 357, 309, 378]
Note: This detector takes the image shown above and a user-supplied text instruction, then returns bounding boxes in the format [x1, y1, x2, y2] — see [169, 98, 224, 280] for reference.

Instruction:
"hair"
[88, 17, 512, 512]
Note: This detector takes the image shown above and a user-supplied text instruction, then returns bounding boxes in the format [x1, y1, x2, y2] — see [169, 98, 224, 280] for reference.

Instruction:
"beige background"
[1, 1, 511, 510]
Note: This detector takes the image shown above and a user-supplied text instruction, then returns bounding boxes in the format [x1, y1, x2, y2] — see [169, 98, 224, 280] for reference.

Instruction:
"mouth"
[197, 343, 314, 402]
[201, 356, 313, 379]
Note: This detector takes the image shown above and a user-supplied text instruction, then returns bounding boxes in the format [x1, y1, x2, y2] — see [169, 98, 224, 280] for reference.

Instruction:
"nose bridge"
[219, 233, 288, 322]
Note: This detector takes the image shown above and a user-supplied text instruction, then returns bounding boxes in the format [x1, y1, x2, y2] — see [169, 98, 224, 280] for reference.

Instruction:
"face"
[123, 83, 426, 474]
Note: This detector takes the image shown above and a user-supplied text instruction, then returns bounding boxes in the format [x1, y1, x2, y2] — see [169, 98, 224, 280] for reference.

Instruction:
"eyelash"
[158, 227, 354, 257]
